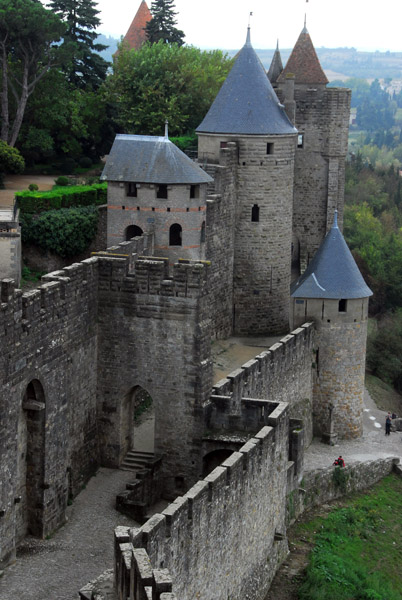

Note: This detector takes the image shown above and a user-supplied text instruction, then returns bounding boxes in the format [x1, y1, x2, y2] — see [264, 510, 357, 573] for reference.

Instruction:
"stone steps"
[120, 450, 155, 472]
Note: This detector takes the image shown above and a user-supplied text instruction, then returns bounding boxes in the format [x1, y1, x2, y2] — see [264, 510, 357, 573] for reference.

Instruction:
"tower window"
[190, 185, 199, 199]
[220, 141, 228, 149]
[156, 184, 168, 199]
[251, 204, 260, 222]
[169, 223, 182, 246]
[297, 134, 304, 148]
[201, 221, 206, 243]
[266, 143, 274, 155]
[339, 299, 347, 313]
[127, 183, 137, 197]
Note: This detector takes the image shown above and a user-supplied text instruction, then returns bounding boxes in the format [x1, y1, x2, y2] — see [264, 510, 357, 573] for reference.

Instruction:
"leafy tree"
[49, 0, 109, 89]
[0, 139, 25, 186]
[0, 0, 65, 146]
[105, 42, 233, 136]
[145, 0, 184, 46]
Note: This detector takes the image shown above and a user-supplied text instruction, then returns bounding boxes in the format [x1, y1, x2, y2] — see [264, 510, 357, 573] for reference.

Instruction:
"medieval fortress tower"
[0, 21, 375, 600]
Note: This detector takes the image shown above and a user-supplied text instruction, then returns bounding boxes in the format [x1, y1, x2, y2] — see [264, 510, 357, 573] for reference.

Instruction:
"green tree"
[0, 139, 25, 186]
[49, 0, 109, 89]
[0, 0, 65, 146]
[106, 42, 233, 135]
[145, 0, 184, 46]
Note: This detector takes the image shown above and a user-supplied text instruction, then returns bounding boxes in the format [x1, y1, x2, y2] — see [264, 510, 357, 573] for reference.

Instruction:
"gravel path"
[0, 469, 137, 600]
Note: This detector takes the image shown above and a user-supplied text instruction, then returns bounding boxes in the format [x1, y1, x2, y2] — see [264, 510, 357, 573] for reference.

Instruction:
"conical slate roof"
[277, 26, 328, 85]
[196, 29, 296, 135]
[122, 0, 151, 51]
[291, 213, 372, 299]
[267, 41, 283, 83]
[101, 134, 213, 185]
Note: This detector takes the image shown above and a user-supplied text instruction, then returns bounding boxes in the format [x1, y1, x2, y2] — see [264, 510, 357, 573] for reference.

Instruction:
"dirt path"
[0, 175, 56, 207]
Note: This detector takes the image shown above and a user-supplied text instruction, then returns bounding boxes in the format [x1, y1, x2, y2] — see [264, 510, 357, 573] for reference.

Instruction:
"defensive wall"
[0, 233, 212, 567]
[110, 403, 290, 600]
[0, 207, 21, 285]
[210, 323, 314, 446]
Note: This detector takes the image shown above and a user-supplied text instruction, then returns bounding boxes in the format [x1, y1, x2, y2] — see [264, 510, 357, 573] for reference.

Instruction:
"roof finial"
[246, 12, 252, 45]
[165, 119, 169, 138]
[333, 209, 339, 228]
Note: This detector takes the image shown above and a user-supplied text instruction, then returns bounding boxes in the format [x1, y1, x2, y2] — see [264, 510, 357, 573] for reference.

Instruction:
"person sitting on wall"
[333, 456, 345, 467]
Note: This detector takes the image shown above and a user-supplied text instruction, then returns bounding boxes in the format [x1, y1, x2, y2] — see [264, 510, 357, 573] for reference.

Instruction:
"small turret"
[121, 1, 152, 51]
[277, 23, 328, 86]
[291, 212, 372, 442]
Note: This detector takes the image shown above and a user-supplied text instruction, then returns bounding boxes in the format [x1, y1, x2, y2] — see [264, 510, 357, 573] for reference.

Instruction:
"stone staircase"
[120, 449, 155, 472]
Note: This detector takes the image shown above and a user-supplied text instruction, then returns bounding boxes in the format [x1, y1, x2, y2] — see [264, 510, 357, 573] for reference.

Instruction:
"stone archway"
[120, 386, 155, 464]
[16, 380, 46, 541]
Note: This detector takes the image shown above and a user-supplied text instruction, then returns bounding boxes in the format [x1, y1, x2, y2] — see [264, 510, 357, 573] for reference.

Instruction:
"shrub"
[28, 183, 39, 191]
[16, 182, 107, 213]
[79, 156, 93, 169]
[55, 176, 69, 186]
[20, 206, 99, 258]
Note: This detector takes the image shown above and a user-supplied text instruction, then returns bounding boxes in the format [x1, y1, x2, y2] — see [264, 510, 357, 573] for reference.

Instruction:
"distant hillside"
[96, 36, 402, 81]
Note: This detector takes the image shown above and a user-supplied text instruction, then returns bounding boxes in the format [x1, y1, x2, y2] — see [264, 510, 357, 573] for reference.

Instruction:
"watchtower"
[291, 212, 372, 441]
[197, 28, 298, 335]
[271, 25, 351, 274]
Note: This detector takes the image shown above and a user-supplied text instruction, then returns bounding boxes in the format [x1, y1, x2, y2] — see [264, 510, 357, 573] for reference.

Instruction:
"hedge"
[16, 182, 107, 214]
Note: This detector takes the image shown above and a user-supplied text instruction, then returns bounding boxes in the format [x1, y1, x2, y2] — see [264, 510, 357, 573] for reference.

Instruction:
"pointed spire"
[246, 26, 251, 47]
[196, 31, 296, 135]
[302, 13, 308, 34]
[121, 1, 152, 51]
[268, 39, 284, 83]
[165, 119, 169, 139]
[278, 26, 328, 85]
[291, 213, 372, 300]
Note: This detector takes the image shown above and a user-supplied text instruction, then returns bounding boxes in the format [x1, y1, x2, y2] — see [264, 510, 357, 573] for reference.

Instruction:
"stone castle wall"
[233, 134, 296, 335]
[212, 323, 314, 445]
[278, 85, 350, 271]
[119, 404, 290, 600]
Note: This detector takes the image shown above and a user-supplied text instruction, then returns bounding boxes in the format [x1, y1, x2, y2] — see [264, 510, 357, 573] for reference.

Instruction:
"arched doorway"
[125, 225, 143, 240]
[121, 386, 155, 463]
[202, 449, 234, 477]
[16, 380, 46, 541]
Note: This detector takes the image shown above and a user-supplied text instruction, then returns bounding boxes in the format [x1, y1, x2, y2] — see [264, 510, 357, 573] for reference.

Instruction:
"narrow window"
[169, 223, 182, 246]
[201, 221, 206, 243]
[125, 225, 143, 240]
[190, 185, 199, 199]
[251, 204, 260, 222]
[266, 143, 274, 155]
[297, 134, 304, 148]
[339, 299, 347, 312]
[220, 141, 228, 149]
[127, 183, 137, 197]
[156, 184, 168, 199]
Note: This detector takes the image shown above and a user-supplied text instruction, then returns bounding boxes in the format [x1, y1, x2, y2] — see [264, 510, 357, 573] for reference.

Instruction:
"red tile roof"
[123, 1, 152, 50]
[277, 29, 328, 85]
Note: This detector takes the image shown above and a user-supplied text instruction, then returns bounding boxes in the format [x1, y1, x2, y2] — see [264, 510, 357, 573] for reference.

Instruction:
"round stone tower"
[291, 212, 372, 441]
[197, 28, 298, 335]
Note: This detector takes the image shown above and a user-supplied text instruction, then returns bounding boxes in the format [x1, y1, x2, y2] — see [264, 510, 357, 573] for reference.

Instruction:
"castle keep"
[0, 23, 372, 600]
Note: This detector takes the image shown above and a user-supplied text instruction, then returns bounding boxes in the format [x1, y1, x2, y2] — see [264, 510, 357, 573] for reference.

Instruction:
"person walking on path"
[385, 412, 392, 435]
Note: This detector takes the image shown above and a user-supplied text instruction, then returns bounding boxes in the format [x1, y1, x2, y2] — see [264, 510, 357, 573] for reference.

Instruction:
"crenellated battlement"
[113, 414, 288, 600]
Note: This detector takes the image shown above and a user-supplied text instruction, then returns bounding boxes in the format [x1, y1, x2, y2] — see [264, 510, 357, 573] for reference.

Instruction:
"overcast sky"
[95, 0, 402, 52]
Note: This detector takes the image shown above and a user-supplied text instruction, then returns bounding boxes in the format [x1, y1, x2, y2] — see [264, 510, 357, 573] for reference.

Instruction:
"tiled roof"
[196, 28, 297, 135]
[101, 134, 213, 185]
[277, 27, 328, 85]
[267, 41, 283, 83]
[122, 1, 151, 51]
[291, 212, 373, 299]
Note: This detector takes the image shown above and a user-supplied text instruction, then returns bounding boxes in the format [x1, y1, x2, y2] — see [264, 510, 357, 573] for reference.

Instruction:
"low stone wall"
[287, 456, 401, 526]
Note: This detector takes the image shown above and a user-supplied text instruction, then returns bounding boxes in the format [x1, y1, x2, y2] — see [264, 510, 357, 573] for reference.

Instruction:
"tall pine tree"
[49, 0, 109, 89]
[145, 0, 184, 46]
